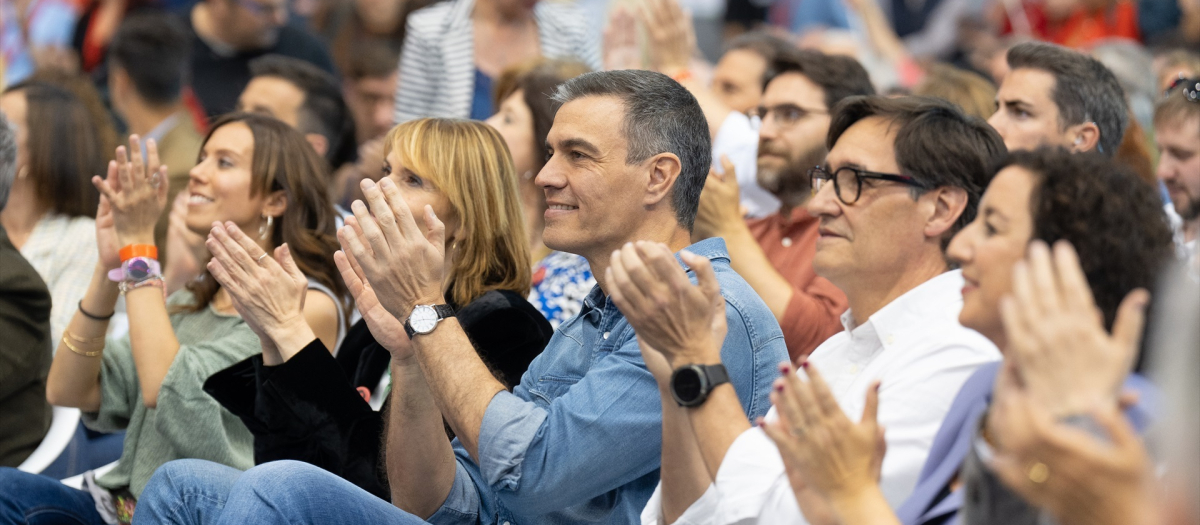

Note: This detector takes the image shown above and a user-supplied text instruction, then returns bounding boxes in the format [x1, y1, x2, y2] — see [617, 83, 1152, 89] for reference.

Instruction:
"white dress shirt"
[641, 270, 1001, 525]
[712, 111, 780, 219]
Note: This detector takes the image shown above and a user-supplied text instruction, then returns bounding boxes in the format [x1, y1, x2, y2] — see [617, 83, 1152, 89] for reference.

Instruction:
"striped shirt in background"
[393, 0, 602, 124]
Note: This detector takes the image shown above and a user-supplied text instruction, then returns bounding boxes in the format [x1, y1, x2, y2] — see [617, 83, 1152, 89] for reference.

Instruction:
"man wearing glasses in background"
[185, 0, 335, 118]
[642, 96, 1006, 525]
[691, 50, 872, 360]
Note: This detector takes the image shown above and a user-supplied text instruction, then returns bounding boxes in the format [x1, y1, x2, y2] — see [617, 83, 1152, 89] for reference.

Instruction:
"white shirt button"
[602, 332, 610, 340]
[886, 335, 896, 345]
[848, 364, 859, 374]
[781, 237, 793, 247]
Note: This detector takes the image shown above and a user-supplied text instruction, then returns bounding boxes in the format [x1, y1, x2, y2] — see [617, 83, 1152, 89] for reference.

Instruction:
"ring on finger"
[788, 424, 806, 438]
[256, 253, 269, 264]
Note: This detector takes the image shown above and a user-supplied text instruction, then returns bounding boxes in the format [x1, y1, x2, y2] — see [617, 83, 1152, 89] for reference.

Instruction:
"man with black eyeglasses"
[692, 50, 873, 360]
[640, 95, 1006, 525]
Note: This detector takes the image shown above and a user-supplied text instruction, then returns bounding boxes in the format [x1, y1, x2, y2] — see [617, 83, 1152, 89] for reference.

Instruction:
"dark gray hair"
[551, 70, 712, 231]
[0, 112, 16, 212]
[828, 96, 1008, 250]
[1007, 42, 1129, 157]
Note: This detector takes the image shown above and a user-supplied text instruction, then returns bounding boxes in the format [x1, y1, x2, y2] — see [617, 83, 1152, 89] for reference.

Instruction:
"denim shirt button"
[602, 332, 610, 340]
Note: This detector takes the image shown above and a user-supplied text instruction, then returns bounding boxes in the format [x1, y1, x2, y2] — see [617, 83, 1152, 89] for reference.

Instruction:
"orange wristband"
[119, 244, 158, 262]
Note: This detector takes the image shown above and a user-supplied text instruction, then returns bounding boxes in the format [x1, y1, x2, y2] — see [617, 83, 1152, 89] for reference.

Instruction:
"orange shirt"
[746, 207, 848, 361]
[1002, 1, 1141, 48]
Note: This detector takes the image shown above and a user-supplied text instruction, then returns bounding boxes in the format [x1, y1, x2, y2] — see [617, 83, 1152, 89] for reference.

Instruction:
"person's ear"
[261, 189, 288, 219]
[1068, 122, 1101, 153]
[305, 133, 329, 158]
[643, 153, 683, 209]
[922, 186, 969, 241]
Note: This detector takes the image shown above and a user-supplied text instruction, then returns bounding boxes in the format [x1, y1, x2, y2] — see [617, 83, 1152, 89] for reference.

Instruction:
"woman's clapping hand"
[206, 221, 315, 363]
[91, 135, 169, 248]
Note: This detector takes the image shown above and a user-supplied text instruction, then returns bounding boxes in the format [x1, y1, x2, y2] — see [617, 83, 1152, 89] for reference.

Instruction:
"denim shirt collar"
[579, 237, 732, 314]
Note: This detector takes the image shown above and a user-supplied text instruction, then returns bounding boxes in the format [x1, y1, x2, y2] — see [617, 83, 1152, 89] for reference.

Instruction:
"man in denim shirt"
[133, 70, 787, 525]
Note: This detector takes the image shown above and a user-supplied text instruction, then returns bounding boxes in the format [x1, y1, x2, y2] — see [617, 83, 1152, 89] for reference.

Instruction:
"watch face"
[409, 305, 440, 334]
[672, 367, 704, 404]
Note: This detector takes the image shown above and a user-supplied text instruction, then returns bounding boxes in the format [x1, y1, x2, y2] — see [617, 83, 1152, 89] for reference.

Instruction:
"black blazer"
[204, 289, 553, 500]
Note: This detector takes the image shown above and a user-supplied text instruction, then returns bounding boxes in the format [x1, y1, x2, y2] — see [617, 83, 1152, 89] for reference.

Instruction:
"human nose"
[806, 177, 841, 218]
[535, 156, 565, 191]
[946, 221, 977, 266]
[374, 100, 394, 131]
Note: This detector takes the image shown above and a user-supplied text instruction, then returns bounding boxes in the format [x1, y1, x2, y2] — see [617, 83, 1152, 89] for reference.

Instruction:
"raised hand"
[164, 190, 208, 294]
[761, 363, 885, 501]
[334, 240, 411, 359]
[206, 221, 315, 361]
[95, 195, 122, 271]
[607, 241, 727, 367]
[603, 6, 642, 71]
[999, 240, 1148, 419]
[337, 178, 446, 323]
[638, 0, 697, 74]
[693, 155, 743, 241]
[986, 389, 1159, 525]
[91, 135, 169, 247]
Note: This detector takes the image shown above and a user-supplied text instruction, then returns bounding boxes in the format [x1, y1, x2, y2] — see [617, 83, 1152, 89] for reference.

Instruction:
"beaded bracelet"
[119, 277, 164, 295]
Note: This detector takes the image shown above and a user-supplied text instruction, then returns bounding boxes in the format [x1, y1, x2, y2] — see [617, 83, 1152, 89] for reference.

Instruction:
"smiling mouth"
[188, 193, 215, 205]
[547, 204, 578, 211]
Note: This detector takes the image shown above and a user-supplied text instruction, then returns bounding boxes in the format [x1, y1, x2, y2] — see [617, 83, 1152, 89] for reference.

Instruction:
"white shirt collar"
[837, 270, 965, 351]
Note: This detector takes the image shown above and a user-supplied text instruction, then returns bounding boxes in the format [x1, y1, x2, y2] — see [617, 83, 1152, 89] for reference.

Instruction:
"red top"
[1002, 0, 1140, 48]
[746, 206, 848, 361]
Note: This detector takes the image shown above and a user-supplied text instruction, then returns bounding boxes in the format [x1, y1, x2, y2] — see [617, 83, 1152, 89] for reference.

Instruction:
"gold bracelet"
[64, 330, 105, 344]
[62, 335, 103, 357]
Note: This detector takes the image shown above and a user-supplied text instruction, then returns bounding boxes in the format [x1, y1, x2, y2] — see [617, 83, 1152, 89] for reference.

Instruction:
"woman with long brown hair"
[0, 113, 347, 524]
[0, 81, 106, 344]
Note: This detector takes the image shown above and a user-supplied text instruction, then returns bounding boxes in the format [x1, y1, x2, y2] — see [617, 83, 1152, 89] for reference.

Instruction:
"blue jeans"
[135, 460, 429, 525]
[0, 467, 106, 525]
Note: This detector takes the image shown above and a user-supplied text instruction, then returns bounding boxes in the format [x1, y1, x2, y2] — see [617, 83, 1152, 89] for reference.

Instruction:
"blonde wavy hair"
[384, 118, 532, 306]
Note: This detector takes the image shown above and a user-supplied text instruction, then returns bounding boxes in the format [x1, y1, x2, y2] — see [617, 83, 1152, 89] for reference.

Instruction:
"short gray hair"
[0, 113, 16, 212]
[551, 70, 712, 231]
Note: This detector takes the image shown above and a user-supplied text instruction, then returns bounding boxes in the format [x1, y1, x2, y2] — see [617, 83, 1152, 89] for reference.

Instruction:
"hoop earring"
[258, 215, 273, 240]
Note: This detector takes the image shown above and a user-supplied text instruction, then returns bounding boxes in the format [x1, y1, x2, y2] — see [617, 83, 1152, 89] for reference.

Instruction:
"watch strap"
[403, 304, 456, 338]
[703, 363, 730, 389]
[433, 304, 456, 319]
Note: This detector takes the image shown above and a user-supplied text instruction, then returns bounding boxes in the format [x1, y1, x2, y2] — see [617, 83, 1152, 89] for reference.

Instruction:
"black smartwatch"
[404, 304, 456, 338]
[669, 364, 730, 407]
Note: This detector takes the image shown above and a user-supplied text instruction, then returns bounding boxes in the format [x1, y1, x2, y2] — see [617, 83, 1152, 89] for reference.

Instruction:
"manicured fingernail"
[800, 360, 809, 369]
[775, 384, 784, 392]
[778, 363, 790, 374]
[875, 382, 881, 392]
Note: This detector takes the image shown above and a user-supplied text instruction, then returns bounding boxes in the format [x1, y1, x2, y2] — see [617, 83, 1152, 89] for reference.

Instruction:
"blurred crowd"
[0, 0, 1196, 524]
